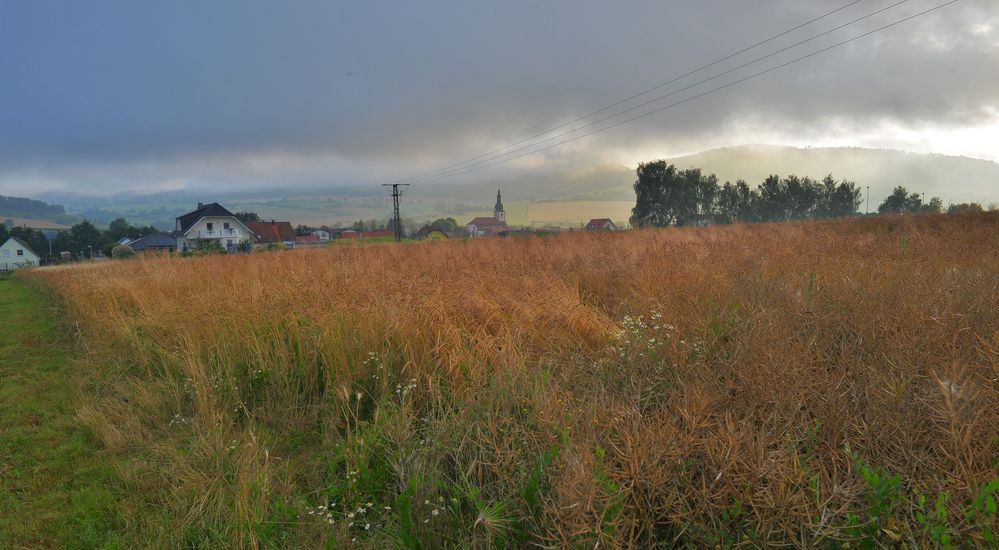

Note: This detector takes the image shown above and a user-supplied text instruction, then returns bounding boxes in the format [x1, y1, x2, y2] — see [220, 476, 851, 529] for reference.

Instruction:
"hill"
[0, 195, 79, 226]
[666, 145, 999, 207]
[29, 146, 999, 228]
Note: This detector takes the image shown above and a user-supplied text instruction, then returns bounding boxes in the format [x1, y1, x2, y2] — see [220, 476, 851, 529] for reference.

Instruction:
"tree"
[878, 186, 924, 214]
[756, 175, 789, 222]
[816, 175, 862, 218]
[53, 220, 109, 257]
[107, 218, 136, 241]
[922, 197, 943, 214]
[947, 202, 983, 214]
[430, 217, 459, 232]
[630, 162, 719, 227]
[234, 211, 261, 223]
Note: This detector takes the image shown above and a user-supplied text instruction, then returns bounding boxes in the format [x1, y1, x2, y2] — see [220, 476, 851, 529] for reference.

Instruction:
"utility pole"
[381, 184, 410, 242]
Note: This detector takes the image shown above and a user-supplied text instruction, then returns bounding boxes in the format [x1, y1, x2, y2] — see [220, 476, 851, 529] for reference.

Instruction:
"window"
[17, 249, 24, 256]
[224, 222, 230, 230]
[207, 222, 214, 231]
[1, 250, 8, 257]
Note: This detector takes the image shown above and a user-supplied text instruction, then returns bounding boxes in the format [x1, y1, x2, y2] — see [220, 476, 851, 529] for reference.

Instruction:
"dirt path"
[0, 274, 128, 548]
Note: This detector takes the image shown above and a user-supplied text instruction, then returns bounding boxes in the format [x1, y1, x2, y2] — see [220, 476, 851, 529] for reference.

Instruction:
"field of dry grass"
[25, 213, 999, 548]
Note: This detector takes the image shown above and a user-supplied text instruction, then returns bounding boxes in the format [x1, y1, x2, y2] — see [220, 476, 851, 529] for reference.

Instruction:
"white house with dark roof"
[0, 237, 41, 271]
[175, 203, 254, 252]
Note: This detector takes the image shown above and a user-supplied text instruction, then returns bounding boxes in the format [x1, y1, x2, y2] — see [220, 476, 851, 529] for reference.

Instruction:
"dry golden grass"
[27, 213, 999, 548]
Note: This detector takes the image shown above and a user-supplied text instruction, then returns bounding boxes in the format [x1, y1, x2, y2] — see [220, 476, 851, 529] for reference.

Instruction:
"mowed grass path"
[0, 274, 129, 548]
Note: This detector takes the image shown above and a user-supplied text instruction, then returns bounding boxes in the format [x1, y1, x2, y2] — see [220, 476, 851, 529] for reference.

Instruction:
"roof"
[1, 237, 39, 258]
[466, 217, 508, 228]
[176, 202, 238, 233]
[586, 218, 616, 229]
[246, 221, 296, 243]
[126, 232, 176, 251]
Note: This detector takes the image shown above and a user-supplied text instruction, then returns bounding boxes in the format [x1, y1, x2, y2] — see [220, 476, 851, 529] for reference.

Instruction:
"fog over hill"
[666, 145, 999, 207]
[28, 146, 999, 228]
[475, 145, 999, 206]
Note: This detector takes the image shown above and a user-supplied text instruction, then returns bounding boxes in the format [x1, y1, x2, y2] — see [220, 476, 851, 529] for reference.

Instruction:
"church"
[465, 190, 509, 237]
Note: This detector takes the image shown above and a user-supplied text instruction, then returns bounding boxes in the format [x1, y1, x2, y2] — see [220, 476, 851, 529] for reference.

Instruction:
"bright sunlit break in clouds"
[0, 0, 997, 198]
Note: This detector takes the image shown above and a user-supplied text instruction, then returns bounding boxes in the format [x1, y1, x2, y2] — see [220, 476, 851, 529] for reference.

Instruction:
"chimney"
[197, 202, 204, 209]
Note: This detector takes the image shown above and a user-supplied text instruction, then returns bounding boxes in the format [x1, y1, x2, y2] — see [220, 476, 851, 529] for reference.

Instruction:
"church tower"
[494, 189, 506, 223]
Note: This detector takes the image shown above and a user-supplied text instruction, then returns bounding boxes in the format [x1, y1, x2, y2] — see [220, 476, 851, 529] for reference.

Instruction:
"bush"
[111, 245, 135, 260]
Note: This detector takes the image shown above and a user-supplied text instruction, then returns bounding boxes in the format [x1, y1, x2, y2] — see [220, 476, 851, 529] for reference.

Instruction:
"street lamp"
[866, 186, 870, 215]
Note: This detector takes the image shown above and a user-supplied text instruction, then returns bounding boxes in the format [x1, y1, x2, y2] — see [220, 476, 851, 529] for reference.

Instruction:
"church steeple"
[494, 189, 505, 223]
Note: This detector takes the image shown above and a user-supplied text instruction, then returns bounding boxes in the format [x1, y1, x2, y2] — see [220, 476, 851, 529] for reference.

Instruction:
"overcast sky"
[1, 0, 997, 198]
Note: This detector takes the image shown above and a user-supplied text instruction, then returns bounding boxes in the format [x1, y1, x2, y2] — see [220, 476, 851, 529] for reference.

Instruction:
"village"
[0, 189, 619, 270]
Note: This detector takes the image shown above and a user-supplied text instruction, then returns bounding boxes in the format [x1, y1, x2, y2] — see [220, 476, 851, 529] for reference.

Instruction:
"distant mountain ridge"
[16, 145, 999, 228]
[0, 195, 79, 226]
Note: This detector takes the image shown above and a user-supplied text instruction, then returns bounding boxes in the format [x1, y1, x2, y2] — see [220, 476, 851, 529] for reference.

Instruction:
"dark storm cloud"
[0, 0, 996, 195]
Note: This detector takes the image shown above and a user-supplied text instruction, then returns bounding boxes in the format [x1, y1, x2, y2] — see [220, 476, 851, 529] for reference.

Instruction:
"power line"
[412, 0, 961, 182]
[396, 0, 870, 183]
[408, 0, 911, 182]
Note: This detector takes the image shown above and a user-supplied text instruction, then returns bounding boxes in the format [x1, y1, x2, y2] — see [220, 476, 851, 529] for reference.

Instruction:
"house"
[246, 221, 296, 246]
[126, 232, 177, 252]
[175, 203, 254, 251]
[293, 235, 324, 247]
[466, 190, 509, 237]
[115, 236, 133, 246]
[339, 229, 359, 239]
[0, 237, 41, 270]
[585, 218, 618, 231]
[310, 229, 331, 241]
[414, 225, 449, 241]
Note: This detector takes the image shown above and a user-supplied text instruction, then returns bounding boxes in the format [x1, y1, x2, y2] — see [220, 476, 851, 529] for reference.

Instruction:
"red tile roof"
[246, 221, 296, 243]
[586, 218, 616, 230]
[467, 217, 508, 228]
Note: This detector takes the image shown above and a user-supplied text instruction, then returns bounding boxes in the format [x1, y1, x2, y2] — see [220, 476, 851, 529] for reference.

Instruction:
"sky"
[0, 0, 997, 199]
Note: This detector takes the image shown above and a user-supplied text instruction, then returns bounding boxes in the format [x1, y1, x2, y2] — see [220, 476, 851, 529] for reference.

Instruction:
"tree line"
[0, 195, 65, 218]
[0, 217, 157, 261]
[628, 161, 975, 228]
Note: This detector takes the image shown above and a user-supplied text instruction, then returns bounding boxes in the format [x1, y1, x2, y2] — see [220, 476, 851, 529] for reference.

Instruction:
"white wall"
[178, 216, 252, 250]
[0, 238, 41, 270]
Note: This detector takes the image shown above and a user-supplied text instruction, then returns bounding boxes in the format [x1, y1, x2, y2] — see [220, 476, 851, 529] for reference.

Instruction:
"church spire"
[494, 189, 506, 223]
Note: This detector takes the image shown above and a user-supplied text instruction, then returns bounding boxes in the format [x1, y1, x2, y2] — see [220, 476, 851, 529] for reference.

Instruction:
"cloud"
[0, 0, 996, 197]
